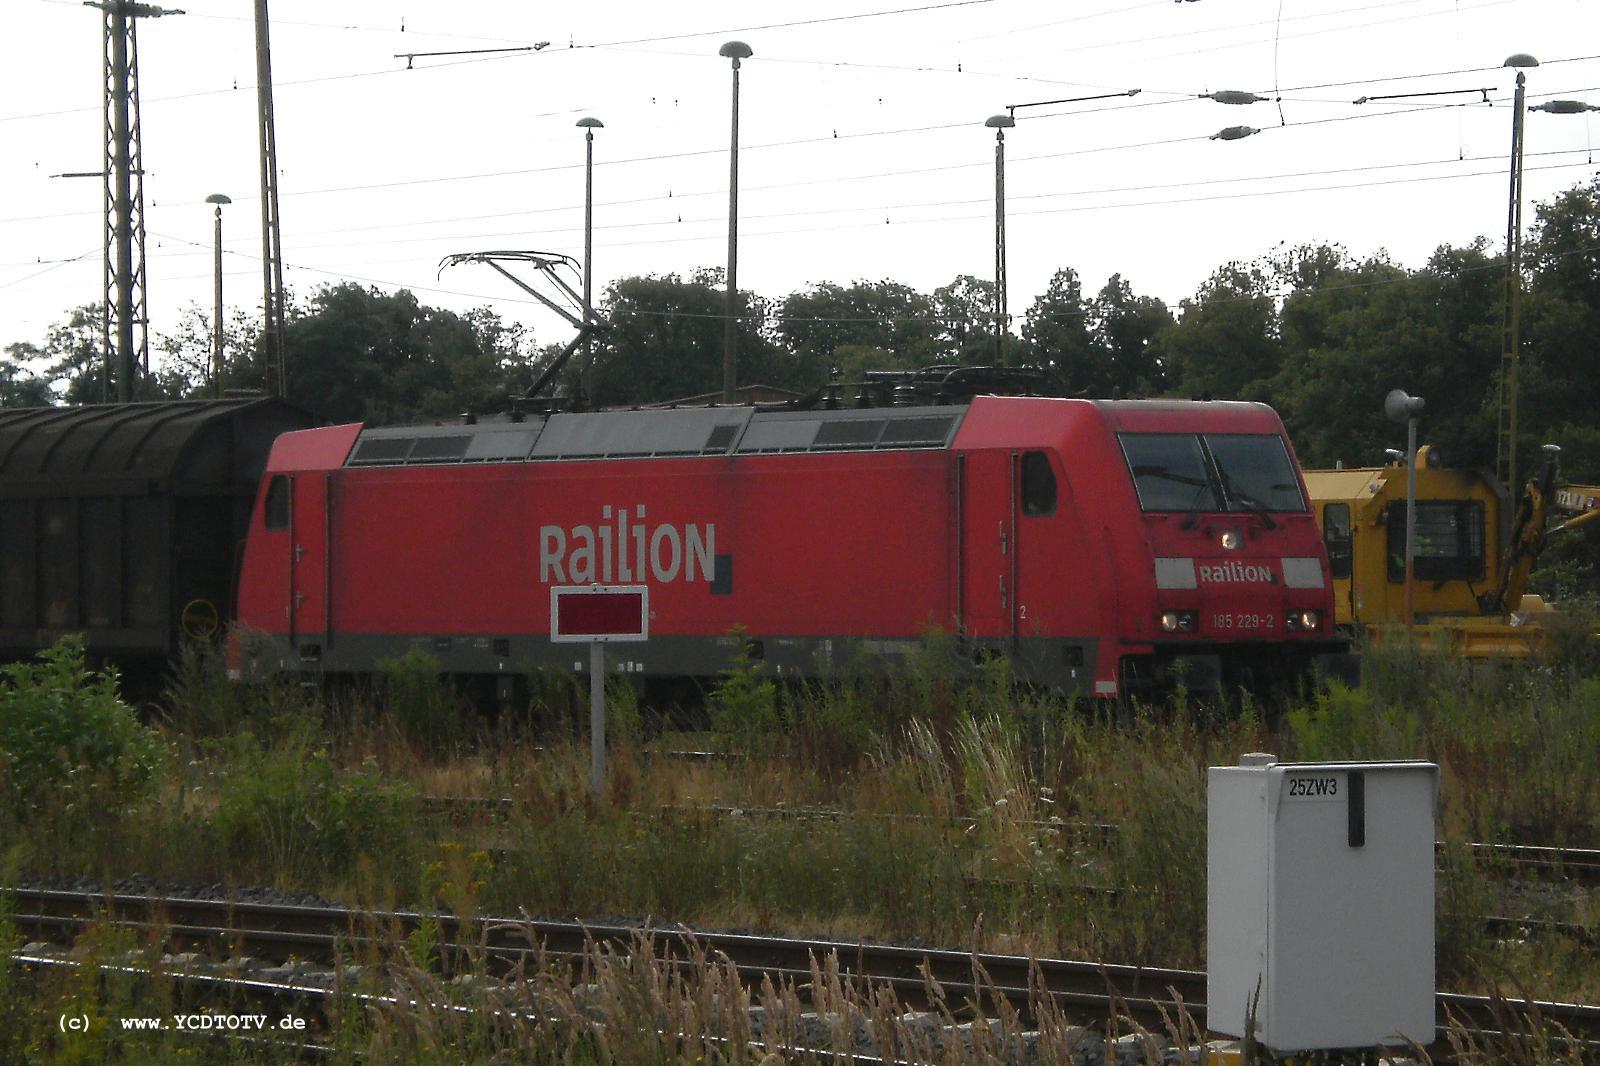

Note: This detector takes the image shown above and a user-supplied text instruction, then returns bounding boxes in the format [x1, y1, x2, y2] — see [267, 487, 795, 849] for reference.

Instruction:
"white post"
[1405, 415, 1418, 630]
[589, 641, 606, 798]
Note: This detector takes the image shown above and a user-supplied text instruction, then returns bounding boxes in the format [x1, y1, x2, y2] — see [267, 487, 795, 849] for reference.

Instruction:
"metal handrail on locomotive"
[233, 393, 1345, 700]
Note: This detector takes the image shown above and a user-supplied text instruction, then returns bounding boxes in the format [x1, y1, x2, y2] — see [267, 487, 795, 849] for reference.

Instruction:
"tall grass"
[2, 632, 1594, 1012]
[9, 915, 1586, 1065]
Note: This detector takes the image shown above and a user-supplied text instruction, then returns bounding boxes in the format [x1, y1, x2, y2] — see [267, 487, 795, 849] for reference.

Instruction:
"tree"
[279, 283, 538, 425]
[1088, 274, 1174, 396]
[1020, 268, 1094, 392]
[0, 344, 55, 407]
[30, 305, 106, 403]
[1522, 176, 1600, 452]
[1263, 242, 1500, 469]
[931, 275, 999, 364]
[153, 303, 264, 398]
[586, 271, 791, 406]
[1154, 261, 1282, 401]
[776, 279, 940, 379]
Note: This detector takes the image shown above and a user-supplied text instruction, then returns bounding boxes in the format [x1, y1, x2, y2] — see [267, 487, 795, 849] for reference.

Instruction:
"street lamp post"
[1497, 53, 1538, 493]
[1494, 54, 1599, 493]
[985, 114, 1015, 367]
[985, 90, 1138, 370]
[204, 194, 232, 398]
[1385, 389, 1426, 631]
[577, 117, 603, 407]
[719, 40, 752, 404]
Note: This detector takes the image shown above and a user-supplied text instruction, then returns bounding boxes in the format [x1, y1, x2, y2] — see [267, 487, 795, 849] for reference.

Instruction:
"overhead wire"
[183, 152, 1599, 256]
[5, 73, 1557, 231]
[121, 226, 1600, 334]
[115, 154, 1593, 284]
[0, 248, 99, 291]
[9, 1, 1594, 126]
[7, 129, 1592, 267]
[10, 2, 1600, 344]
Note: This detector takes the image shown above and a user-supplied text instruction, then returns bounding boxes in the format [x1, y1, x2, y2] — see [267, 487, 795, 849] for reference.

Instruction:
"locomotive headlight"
[1160, 610, 1199, 633]
[1286, 609, 1320, 631]
[1219, 529, 1242, 551]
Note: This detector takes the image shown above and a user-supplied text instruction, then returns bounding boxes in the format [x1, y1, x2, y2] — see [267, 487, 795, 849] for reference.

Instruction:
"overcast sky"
[3, 0, 1598, 368]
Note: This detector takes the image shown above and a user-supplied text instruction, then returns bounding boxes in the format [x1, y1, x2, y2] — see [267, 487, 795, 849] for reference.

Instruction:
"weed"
[706, 635, 780, 745]
[211, 732, 422, 887]
[377, 648, 466, 753]
[0, 636, 166, 818]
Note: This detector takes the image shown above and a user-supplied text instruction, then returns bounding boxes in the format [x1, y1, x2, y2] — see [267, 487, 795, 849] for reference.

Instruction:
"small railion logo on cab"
[1197, 561, 1274, 584]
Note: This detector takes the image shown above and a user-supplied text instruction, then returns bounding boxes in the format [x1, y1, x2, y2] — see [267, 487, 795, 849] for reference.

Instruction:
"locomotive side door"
[958, 449, 1016, 644]
[288, 472, 331, 661]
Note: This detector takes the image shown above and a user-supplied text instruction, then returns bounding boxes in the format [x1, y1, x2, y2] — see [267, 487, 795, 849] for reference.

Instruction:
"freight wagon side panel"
[0, 399, 310, 672]
[268, 450, 957, 679]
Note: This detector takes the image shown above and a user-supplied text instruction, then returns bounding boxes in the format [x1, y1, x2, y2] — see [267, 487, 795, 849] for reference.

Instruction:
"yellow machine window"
[1386, 500, 1484, 582]
[1323, 503, 1352, 579]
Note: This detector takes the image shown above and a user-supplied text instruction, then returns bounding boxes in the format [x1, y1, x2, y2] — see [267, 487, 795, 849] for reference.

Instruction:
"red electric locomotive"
[234, 394, 1345, 699]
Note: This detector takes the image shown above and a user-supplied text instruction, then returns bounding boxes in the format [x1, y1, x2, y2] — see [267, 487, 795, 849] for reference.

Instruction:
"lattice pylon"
[98, 3, 152, 402]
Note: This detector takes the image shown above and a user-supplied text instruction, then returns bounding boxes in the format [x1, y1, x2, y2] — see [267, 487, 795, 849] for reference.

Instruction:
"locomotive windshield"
[1119, 432, 1305, 514]
[1121, 434, 1219, 511]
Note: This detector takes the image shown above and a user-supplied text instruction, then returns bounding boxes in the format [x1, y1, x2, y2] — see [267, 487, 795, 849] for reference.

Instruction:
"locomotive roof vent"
[348, 421, 548, 466]
[735, 408, 959, 454]
[345, 402, 964, 467]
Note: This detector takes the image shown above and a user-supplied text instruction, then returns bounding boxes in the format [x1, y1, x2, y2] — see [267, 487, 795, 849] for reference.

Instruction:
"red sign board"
[550, 584, 649, 643]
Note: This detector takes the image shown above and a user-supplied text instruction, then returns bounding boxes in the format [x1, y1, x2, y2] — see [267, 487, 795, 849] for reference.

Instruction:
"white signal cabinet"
[1207, 755, 1438, 1052]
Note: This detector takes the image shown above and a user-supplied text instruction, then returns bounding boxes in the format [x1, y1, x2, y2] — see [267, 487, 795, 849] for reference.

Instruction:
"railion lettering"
[539, 506, 715, 584]
[1197, 561, 1275, 584]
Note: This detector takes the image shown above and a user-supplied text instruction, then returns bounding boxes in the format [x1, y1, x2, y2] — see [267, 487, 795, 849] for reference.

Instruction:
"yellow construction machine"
[1304, 446, 1600, 657]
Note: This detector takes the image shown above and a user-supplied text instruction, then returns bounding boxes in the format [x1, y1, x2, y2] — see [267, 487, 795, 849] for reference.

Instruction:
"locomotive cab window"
[264, 475, 289, 531]
[1205, 434, 1306, 512]
[1323, 503, 1352, 579]
[1119, 432, 1306, 514]
[1119, 433, 1218, 512]
[1020, 451, 1057, 516]
[1385, 499, 1484, 582]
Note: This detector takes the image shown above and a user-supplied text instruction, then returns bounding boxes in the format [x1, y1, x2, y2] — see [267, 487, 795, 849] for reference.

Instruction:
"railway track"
[6, 886, 1598, 1049]
[419, 796, 1600, 886]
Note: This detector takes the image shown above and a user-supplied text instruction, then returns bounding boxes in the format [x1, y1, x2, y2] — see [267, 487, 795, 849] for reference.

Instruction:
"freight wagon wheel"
[180, 598, 220, 640]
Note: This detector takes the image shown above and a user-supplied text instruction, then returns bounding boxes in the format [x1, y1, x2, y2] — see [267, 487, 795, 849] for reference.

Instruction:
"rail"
[6, 887, 1597, 1047]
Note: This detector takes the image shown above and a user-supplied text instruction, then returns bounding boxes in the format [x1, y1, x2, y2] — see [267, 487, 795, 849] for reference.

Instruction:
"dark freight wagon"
[0, 399, 310, 682]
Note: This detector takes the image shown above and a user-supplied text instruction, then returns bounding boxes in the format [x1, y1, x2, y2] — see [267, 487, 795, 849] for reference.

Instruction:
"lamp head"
[719, 40, 753, 60]
[576, 116, 604, 128]
[985, 114, 1015, 128]
[204, 193, 232, 205]
[1503, 53, 1540, 68]
[1384, 389, 1425, 424]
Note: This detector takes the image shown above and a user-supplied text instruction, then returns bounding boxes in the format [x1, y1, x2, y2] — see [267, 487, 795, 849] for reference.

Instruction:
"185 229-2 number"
[1213, 613, 1274, 630]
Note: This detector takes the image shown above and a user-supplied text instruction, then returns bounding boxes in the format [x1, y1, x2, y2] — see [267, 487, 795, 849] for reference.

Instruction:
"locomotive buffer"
[550, 584, 649, 796]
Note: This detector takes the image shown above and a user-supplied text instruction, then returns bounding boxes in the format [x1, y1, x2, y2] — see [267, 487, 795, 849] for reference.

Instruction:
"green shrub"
[706, 638, 780, 748]
[378, 647, 465, 752]
[0, 636, 166, 816]
[211, 735, 421, 885]
[603, 673, 643, 744]
[164, 633, 319, 739]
